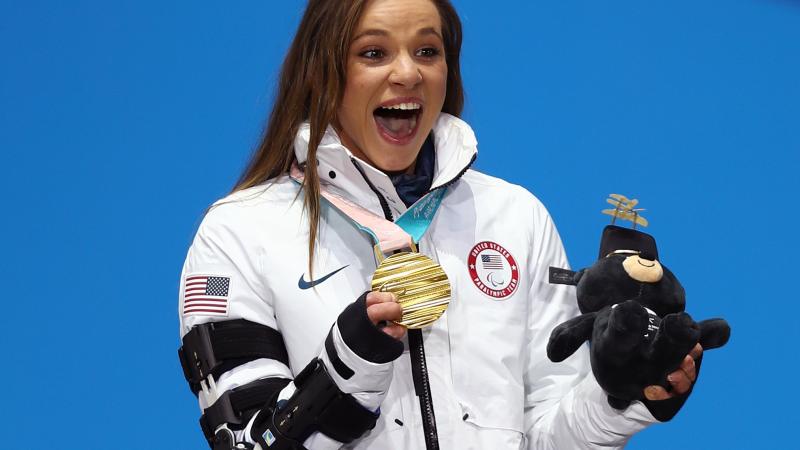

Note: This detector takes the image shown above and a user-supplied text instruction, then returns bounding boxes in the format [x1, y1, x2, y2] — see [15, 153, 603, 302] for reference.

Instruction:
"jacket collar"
[293, 113, 478, 219]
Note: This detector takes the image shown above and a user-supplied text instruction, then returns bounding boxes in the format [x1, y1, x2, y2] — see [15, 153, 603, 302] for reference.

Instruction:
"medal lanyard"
[289, 163, 446, 261]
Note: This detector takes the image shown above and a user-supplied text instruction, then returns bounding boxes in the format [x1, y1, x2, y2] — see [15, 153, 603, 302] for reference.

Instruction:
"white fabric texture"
[178, 114, 657, 449]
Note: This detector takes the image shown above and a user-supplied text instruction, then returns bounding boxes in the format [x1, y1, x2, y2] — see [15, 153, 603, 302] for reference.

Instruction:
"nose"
[389, 52, 422, 89]
[623, 254, 664, 283]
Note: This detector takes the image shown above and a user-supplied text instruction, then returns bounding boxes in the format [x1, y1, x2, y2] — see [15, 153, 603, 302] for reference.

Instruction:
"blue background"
[2, 0, 798, 448]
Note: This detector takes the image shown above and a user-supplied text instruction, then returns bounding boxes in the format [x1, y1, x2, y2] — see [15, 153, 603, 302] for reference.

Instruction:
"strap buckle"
[179, 323, 220, 385]
[208, 424, 255, 450]
[201, 391, 241, 440]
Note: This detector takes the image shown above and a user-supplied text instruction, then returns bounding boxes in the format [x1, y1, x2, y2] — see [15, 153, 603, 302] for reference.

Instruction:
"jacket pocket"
[358, 351, 416, 448]
[446, 280, 528, 435]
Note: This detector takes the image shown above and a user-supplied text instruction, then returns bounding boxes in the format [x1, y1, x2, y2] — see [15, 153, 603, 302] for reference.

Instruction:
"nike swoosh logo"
[298, 265, 349, 290]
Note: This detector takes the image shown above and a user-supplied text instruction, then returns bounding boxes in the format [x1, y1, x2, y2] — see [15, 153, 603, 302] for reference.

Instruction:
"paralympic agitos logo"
[467, 241, 519, 300]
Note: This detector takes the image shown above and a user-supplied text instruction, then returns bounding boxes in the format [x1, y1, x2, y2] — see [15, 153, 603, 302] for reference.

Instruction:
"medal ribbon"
[289, 163, 446, 257]
[291, 165, 448, 446]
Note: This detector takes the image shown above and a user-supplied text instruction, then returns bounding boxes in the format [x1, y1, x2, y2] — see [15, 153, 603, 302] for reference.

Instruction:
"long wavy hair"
[234, 0, 464, 273]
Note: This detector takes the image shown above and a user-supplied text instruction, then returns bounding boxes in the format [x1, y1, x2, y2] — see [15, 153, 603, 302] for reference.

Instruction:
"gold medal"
[371, 252, 451, 329]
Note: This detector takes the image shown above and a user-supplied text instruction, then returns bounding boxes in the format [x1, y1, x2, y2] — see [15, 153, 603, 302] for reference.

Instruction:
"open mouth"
[373, 102, 422, 145]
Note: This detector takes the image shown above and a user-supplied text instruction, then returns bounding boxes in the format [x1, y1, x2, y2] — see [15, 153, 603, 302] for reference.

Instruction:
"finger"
[689, 343, 703, 360]
[679, 354, 697, 383]
[644, 385, 672, 401]
[381, 323, 408, 340]
[667, 369, 693, 395]
[366, 291, 397, 307]
[367, 301, 403, 324]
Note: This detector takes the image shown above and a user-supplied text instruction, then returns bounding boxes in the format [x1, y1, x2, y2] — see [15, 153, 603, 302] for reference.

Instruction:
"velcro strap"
[179, 319, 290, 395]
[200, 378, 291, 444]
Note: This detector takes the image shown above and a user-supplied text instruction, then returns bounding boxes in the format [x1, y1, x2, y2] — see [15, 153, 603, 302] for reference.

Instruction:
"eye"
[359, 48, 385, 60]
[416, 47, 441, 58]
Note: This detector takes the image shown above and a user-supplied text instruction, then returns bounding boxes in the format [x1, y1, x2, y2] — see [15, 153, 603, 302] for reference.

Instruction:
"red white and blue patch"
[182, 274, 230, 317]
[467, 241, 519, 300]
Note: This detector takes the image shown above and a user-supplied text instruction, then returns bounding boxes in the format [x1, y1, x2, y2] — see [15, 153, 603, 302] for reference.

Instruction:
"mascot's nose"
[623, 254, 664, 283]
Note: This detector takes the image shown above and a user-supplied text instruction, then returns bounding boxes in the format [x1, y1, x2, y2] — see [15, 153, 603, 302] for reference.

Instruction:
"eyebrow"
[352, 26, 443, 42]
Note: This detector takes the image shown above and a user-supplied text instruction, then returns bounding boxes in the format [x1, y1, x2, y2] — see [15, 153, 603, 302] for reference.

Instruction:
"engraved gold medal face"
[371, 252, 451, 329]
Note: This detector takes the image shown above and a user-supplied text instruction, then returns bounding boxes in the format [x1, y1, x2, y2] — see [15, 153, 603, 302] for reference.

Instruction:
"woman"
[177, 0, 700, 448]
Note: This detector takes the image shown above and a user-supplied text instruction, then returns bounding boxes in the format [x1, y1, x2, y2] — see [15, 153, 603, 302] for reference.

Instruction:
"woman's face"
[336, 0, 447, 173]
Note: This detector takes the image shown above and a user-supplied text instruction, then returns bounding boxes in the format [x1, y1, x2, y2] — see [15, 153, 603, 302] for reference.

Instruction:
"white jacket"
[179, 114, 657, 449]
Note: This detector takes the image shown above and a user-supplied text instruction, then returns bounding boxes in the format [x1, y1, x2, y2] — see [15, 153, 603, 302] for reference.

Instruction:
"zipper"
[351, 153, 473, 450]
[350, 158, 394, 221]
[428, 153, 476, 193]
[408, 328, 438, 450]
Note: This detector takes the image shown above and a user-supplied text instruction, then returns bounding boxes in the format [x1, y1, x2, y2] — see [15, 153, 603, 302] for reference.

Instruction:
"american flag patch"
[481, 254, 504, 270]
[183, 275, 230, 317]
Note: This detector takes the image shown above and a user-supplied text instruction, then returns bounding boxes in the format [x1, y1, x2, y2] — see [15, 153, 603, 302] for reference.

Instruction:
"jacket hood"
[293, 113, 478, 219]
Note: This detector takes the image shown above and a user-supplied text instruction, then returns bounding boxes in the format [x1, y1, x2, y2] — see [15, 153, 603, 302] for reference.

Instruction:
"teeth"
[381, 102, 421, 111]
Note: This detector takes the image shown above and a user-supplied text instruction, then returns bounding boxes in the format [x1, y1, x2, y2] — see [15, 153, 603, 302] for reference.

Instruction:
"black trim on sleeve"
[325, 328, 355, 380]
[336, 292, 404, 364]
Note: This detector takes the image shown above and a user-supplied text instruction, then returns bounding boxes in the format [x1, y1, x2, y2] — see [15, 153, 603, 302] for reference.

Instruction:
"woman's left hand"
[644, 343, 703, 400]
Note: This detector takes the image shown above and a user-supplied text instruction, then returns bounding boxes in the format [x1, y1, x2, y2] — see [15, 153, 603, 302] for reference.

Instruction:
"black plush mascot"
[547, 197, 730, 421]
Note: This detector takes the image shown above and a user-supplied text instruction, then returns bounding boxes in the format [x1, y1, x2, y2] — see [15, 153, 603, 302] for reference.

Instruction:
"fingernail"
[667, 374, 676, 382]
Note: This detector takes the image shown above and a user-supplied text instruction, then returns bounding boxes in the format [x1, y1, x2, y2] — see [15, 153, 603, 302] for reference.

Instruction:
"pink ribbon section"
[290, 164, 413, 254]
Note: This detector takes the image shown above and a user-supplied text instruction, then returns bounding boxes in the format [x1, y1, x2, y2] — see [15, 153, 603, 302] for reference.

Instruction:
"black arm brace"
[249, 358, 379, 449]
[179, 320, 291, 448]
[179, 320, 379, 449]
[178, 319, 290, 395]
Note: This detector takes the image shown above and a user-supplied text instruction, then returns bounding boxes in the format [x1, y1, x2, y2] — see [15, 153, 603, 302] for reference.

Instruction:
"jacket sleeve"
[179, 203, 303, 446]
[179, 203, 392, 450]
[522, 200, 658, 449]
[179, 204, 293, 406]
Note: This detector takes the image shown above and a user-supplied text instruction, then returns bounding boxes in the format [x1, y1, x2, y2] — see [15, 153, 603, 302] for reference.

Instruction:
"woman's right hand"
[365, 292, 406, 340]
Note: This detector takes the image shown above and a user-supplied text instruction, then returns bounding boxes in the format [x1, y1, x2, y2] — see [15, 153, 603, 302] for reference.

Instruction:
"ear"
[547, 312, 596, 362]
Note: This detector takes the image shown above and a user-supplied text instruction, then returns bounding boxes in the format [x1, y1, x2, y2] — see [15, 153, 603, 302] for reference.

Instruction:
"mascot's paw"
[607, 395, 631, 410]
[547, 323, 578, 363]
[608, 300, 648, 336]
[660, 312, 700, 349]
[547, 313, 597, 363]
[595, 300, 649, 362]
[699, 318, 731, 350]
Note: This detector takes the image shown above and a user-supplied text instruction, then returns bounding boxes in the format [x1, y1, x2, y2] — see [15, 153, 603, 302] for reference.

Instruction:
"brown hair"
[234, 0, 464, 273]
